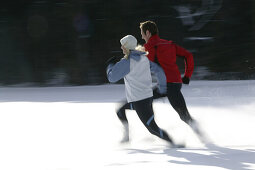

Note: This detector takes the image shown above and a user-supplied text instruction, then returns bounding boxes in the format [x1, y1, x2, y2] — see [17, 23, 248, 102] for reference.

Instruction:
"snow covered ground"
[1, 80, 255, 170]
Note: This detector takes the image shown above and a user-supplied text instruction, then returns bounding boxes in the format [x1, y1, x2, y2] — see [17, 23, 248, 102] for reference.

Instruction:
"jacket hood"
[129, 50, 146, 61]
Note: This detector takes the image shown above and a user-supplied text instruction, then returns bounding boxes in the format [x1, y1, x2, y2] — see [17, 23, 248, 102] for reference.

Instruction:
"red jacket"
[144, 35, 194, 83]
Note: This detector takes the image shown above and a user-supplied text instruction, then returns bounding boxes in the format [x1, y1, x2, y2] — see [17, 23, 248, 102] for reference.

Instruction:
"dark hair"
[140, 21, 159, 35]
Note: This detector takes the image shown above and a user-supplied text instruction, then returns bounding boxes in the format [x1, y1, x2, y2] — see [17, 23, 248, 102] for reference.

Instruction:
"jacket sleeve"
[175, 44, 194, 78]
[150, 61, 167, 94]
[106, 58, 130, 83]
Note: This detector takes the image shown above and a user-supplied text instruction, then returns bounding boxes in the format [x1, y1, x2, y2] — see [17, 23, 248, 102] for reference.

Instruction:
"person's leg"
[116, 101, 131, 123]
[166, 83, 193, 124]
[132, 97, 174, 143]
[166, 83, 206, 141]
[116, 101, 133, 142]
[116, 87, 167, 124]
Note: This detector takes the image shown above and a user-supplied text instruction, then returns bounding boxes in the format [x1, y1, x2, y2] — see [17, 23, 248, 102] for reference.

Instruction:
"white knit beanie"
[120, 35, 137, 50]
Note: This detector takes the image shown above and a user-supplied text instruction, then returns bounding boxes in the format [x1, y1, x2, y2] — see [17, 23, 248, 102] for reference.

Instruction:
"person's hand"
[182, 76, 190, 84]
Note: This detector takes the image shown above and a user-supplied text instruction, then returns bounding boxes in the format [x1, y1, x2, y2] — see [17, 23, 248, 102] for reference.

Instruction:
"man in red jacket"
[140, 21, 205, 141]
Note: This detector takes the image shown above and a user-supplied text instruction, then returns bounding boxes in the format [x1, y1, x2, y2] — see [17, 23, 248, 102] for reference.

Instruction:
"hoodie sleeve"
[175, 44, 194, 78]
[106, 58, 130, 83]
[150, 61, 167, 94]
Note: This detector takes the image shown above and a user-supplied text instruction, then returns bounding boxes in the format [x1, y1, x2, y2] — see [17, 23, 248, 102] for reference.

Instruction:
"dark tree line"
[0, 0, 254, 86]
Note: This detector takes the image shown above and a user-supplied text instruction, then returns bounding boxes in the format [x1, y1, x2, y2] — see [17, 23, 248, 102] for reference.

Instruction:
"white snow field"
[0, 80, 255, 170]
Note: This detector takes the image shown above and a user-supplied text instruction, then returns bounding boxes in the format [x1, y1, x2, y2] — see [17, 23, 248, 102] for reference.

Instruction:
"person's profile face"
[141, 29, 150, 43]
[121, 45, 128, 55]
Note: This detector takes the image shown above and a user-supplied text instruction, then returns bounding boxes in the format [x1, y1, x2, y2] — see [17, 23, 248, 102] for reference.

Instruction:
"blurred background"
[0, 0, 254, 86]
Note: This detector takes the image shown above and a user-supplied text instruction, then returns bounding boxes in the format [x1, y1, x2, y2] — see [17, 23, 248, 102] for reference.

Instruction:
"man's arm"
[175, 44, 194, 79]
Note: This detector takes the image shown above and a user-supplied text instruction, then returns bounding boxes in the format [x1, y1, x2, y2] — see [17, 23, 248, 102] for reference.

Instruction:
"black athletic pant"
[166, 83, 193, 124]
[117, 83, 193, 126]
[117, 97, 173, 143]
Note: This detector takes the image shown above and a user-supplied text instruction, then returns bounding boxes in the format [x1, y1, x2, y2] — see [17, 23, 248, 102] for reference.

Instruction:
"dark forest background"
[0, 0, 255, 86]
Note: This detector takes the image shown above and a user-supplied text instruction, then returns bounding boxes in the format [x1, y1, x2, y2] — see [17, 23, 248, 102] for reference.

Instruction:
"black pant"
[117, 83, 193, 127]
[117, 97, 173, 143]
[166, 83, 193, 124]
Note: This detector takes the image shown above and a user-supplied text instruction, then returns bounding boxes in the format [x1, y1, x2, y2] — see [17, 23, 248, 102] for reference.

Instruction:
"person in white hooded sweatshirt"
[106, 35, 182, 147]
